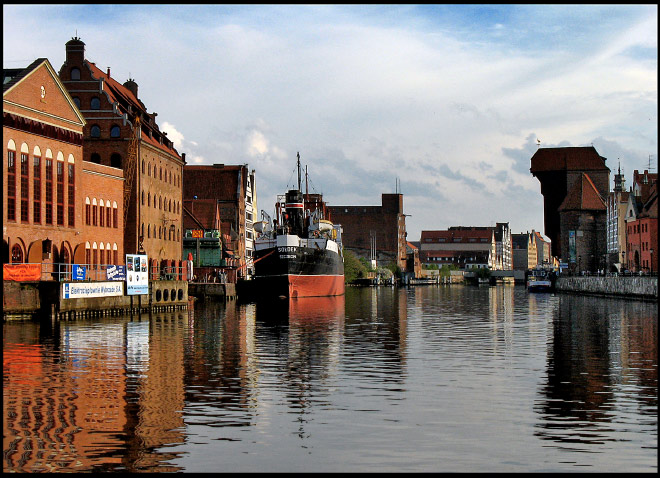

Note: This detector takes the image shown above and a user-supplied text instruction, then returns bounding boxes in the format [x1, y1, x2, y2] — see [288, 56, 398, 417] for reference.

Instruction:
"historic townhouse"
[624, 171, 657, 273]
[58, 37, 184, 275]
[3, 58, 88, 274]
[606, 165, 629, 271]
[512, 232, 537, 271]
[420, 227, 495, 270]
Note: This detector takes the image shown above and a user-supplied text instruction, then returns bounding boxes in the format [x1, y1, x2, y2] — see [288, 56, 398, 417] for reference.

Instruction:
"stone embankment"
[555, 276, 657, 300]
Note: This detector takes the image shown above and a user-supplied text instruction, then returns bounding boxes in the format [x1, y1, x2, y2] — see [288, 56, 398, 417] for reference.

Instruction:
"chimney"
[107, 67, 111, 78]
[123, 78, 138, 99]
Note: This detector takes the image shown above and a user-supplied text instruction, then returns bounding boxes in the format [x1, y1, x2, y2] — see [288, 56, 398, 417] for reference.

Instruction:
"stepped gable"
[85, 61, 180, 159]
[558, 173, 607, 211]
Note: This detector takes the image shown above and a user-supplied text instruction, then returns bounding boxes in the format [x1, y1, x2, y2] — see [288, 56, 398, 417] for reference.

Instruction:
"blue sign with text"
[72, 264, 86, 281]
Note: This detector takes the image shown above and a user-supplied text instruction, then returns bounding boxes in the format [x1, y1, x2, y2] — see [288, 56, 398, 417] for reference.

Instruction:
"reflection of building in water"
[534, 295, 658, 445]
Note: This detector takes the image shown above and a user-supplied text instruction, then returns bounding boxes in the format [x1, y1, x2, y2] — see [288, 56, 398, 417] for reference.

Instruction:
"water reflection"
[535, 294, 658, 456]
[3, 287, 657, 472]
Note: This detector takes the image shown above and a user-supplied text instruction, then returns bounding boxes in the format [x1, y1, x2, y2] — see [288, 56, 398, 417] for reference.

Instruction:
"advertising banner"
[106, 264, 126, 281]
[72, 264, 86, 281]
[63, 281, 124, 299]
[3, 264, 41, 281]
[126, 254, 148, 295]
[568, 230, 576, 263]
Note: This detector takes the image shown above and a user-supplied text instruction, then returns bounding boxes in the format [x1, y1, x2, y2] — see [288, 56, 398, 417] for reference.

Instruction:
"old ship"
[249, 153, 345, 298]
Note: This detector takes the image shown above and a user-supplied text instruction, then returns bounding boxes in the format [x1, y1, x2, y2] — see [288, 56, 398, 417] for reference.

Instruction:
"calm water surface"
[3, 286, 657, 472]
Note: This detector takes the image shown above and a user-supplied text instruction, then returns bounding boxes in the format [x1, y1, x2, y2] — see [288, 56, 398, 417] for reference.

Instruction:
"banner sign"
[126, 254, 148, 295]
[568, 230, 576, 263]
[63, 281, 124, 299]
[72, 264, 86, 281]
[191, 229, 203, 238]
[3, 263, 41, 281]
[106, 265, 126, 281]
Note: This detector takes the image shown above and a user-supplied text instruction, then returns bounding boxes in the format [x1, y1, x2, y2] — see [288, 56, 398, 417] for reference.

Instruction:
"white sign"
[63, 281, 124, 299]
[126, 254, 149, 295]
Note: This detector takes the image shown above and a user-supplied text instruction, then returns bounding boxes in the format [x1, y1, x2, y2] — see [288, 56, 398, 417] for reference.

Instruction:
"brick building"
[420, 227, 495, 270]
[58, 37, 184, 274]
[624, 176, 657, 273]
[530, 146, 610, 259]
[3, 58, 88, 275]
[182, 164, 257, 278]
[558, 172, 608, 273]
[327, 193, 408, 272]
[531, 230, 552, 267]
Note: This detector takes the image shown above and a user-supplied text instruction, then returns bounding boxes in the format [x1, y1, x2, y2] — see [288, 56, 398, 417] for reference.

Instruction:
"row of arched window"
[90, 124, 121, 138]
[84, 241, 119, 266]
[72, 95, 102, 111]
[89, 152, 122, 169]
[142, 190, 180, 214]
[85, 197, 119, 228]
[6, 139, 75, 227]
[141, 223, 181, 242]
[141, 160, 180, 186]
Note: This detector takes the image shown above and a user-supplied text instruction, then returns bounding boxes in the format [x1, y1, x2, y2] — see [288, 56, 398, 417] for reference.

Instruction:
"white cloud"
[3, 4, 656, 240]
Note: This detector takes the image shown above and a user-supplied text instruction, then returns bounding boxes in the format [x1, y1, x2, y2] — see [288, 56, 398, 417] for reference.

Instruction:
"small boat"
[248, 153, 345, 298]
[527, 269, 553, 292]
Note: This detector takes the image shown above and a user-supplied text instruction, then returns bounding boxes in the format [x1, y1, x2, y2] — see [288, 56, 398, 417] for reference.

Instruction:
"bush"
[343, 249, 369, 283]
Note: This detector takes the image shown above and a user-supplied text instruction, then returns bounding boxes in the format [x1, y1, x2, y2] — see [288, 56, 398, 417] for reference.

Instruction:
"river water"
[3, 285, 657, 472]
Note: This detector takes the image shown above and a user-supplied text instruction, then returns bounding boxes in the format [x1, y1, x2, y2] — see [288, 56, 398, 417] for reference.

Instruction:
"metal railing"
[4, 262, 188, 282]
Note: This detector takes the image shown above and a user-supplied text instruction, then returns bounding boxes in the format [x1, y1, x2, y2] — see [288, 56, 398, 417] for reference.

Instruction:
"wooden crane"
[123, 115, 140, 227]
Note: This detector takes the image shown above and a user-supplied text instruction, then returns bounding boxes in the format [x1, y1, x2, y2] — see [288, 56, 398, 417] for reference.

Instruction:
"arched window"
[148, 224, 151, 238]
[110, 125, 120, 138]
[11, 243, 23, 263]
[110, 153, 121, 168]
[141, 160, 145, 174]
[90, 125, 101, 137]
[90, 153, 101, 163]
[141, 190, 145, 206]
[148, 192, 151, 207]
[90, 97, 100, 110]
[72, 97, 81, 108]
[71, 68, 80, 80]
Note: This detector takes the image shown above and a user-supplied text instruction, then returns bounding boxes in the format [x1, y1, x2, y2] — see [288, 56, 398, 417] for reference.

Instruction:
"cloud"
[3, 4, 656, 242]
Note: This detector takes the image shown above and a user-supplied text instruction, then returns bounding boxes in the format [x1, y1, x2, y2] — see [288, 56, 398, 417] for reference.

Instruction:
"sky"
[3, 4, 657, 242]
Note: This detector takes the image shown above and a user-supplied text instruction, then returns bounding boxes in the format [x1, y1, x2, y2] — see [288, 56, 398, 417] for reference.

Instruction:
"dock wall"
[555, 276, 657, 300]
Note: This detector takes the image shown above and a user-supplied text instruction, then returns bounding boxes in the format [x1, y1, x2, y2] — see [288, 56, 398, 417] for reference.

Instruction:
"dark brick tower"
[530, 146, 610, 258]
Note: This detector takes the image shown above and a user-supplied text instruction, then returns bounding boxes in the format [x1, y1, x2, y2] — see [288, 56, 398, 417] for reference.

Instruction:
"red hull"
[288, 274, 345, 298]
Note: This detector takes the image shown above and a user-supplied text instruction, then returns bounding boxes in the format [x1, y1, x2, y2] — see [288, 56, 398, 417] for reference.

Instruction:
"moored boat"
[249, 153, 344, 298]
[527, 268, 553, 292]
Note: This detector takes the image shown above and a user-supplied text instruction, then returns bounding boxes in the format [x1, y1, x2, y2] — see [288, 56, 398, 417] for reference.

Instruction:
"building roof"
[639, 182, 658, 219]
[558, 172, 607, 211]
[421, 228, 493, 242]
[182, 199, 220, 230]
[84, 61, 181, 160]
[511, 233, 531, 249]
[530, 146, 609, 174]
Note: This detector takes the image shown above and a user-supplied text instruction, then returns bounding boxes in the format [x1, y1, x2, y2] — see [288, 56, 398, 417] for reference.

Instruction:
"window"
[68, 163, 75, 227]
[85, 197, 91, 225]
[106, 203, 111, 227]
[99, 199, 105, 227]
[45, 158, 53, 224]
[90, 125, 101, 137]
[72, 97, 81, 108]
[33, 156, 41, 224]
[71, 68, 80, 80]
[110, 125, 120, 137]
[90, 153, 101, 163]
[113, 202, 118, 228]
[57, 160, 64, 225]
[92, 198, 97, 226]
[11, 244, 23, 263]
[7, 149, 16, 221]
[110, 153, 121, 168]
[20, 153, 29, 223]
[90, 97, 100, 110]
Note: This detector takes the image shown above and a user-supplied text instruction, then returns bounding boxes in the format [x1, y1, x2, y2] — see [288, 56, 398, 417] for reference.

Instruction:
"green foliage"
[475, 267, 491, 279]
[384, 262, 401, 277]
[423, 263, 439, 270]
[343, 249, 369, 283]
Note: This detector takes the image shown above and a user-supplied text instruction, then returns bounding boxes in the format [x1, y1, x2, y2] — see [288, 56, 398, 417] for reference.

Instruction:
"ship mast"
[297, 152, 301, 191]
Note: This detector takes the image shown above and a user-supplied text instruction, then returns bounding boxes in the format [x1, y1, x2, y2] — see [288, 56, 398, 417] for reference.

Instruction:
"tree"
[343, 249, 369, 283]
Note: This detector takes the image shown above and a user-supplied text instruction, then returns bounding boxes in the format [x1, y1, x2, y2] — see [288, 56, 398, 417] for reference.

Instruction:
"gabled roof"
[639, 182, 658, 220]
[182, 199, 220, 230]
[530, 146, 609, 174]
[85, 61, 181, 160]
[4, 58, 86, 126]
[558, 173, 607, 211]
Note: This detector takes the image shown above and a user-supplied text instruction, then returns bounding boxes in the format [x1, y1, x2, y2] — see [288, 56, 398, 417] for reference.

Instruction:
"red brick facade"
[58, 37, 184, 272]
[3, 59, 87, 276]
[327, 194, 407, 271]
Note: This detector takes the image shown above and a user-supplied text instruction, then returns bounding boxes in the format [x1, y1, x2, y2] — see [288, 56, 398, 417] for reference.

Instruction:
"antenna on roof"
[648, 154, 656, 172]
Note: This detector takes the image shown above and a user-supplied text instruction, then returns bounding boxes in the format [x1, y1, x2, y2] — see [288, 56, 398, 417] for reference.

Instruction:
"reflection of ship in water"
[254, 295, 345, 440]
